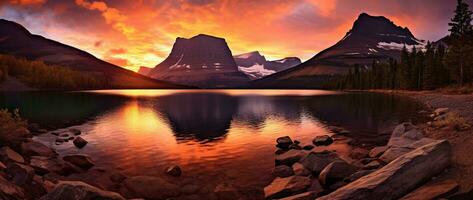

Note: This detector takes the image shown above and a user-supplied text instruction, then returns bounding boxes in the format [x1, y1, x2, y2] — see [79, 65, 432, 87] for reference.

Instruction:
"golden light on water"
[86, 89, 341, 97]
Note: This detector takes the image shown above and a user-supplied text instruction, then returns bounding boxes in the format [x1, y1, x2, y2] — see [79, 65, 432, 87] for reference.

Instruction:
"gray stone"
[276, 150, 307, 166]
[264, 176, 311, 199]
[73, 137, 88, 149]
[300, 151, 340, 174]
[40, 181, 125, 200]
[272, 165, 294, 178]
[63, 155, 94, 170]
[21, 141, 56, 157]
[0, 147, 24, 163]
[318, 161, 357, 186]
[277, 136, 294, 149]
[279, 191, 317, 200]
[292, 163, 311, 176]
[369, 146, 388, 158]
[317, 140, 451, 200]
[312, 135, 333, 146]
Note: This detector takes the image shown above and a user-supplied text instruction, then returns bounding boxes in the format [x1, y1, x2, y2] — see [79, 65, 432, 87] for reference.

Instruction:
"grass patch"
[433, 112, 471, 131]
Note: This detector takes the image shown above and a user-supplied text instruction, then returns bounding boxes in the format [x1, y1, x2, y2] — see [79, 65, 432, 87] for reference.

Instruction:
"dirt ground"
[386, 90, 473, 193]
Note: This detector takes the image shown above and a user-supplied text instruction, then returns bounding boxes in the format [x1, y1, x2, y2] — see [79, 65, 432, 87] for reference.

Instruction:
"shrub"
[433, 112, 471, 131]
[0, 109, 29, 147]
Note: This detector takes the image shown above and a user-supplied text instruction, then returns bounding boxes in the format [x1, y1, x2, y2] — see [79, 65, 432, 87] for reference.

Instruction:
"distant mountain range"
[234, 51, 301, 80]
[254, 13, 426, 88]
[0, 19, 187, 89]
[146, 34, 250, 88]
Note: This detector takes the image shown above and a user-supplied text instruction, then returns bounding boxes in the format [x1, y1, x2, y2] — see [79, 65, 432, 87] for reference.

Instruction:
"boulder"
[369, 146, 388, 158]
[434, 108, 449, 116]
[362, 160, 383, 170]
[63, 155, 94, 170]
[275, 150, 307, 166]
[292, 163, 311, 176]
[40, 181, 125, 200]
[279, 191, 317, 200]
[21, 141, 56, 157]
[343, 170, 376, 183]
[277, 136, 294, 149]
[0, 147, 24, 163]
[264, 176, 311, 199]
[317, 140, 451, 200]
[6, 162, 34, 185]
[30, 156, 76, 176]
[122, 176, 180, 199]
[73, 137, 88, 149]
[400, 179, 458, 200]
[312, 135, 333, 146]
[318, 161, 357, 186]
[349, 148, 369, 159]
[272, 165, 294, 178]
[0, 176, 25, 199]
[165, 165, 182, 177]
[379, 147, 412, 163]
[214, 183, 240, 200]
[300, 151, 340, 174]
[307, 179, 325, 196]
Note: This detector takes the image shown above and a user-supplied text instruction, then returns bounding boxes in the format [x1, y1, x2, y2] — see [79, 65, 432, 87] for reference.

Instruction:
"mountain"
[147, 34, 250, 88]
[0, 19, 187, 89]
[254, 13, 425, 88]
[234, 51, 301, 80]
[138, 66, 152, 76]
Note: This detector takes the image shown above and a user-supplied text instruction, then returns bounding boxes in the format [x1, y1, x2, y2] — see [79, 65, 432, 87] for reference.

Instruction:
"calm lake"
[0, 90, 427, 195]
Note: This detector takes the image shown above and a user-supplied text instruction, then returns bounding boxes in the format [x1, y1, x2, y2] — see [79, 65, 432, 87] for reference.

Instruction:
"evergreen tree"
[446, 0, 473, 86]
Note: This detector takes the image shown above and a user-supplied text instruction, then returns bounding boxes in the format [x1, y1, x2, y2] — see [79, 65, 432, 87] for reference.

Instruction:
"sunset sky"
[0, 0, 470, 72]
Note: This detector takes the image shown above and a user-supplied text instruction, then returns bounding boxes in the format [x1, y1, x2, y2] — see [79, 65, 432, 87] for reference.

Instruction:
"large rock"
[264, 176, 311, 199]
[400, 179, 458, 200]
[40, 181, 125, 200]
[317, 140, 451, 200]
[63, 155, 94, 170]
[369, 146, 388, 158]
[6, 163, 34, 185]
[0, 147, 24, 163]
[73, 137, 88, 149]
[122, 176, 180, 199]
[343, 170, 376, 183]
[312, 135, 334, 146]
[0, 176, 25, 199]
[30, 156, 76, 176]
[318, 161, 357, 186]
[279, 191, 317, 200]
[379, 147, 412, 163]
[300, 151, 340, 174]
[292, 163, 311, 176]
[272, 165, 294, 178]
[276, 136, 294, 149]
[275, 150, 307, 166]
[21, 141, 56, 157]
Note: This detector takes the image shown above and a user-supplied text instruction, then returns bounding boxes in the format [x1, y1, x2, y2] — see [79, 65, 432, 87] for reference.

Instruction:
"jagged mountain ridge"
[0, 19, 187, 89]
[234, 51, 301, 80]
[254, 13, 426, 88]
[147, 34, 250, 88]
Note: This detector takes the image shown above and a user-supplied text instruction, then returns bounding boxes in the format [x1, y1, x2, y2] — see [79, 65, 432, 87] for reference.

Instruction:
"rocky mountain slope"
[0, 19, 187, 89]
[254, 13, 425, 88]
[147, 34, 250, 88]
[234, 51, 301, 80]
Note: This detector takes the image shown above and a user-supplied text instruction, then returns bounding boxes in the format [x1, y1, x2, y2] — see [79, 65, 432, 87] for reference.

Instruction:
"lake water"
[0, 90, 427, 197]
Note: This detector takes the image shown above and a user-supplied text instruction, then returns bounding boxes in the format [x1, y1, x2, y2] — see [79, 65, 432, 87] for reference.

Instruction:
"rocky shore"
[264, 121, 458, 200]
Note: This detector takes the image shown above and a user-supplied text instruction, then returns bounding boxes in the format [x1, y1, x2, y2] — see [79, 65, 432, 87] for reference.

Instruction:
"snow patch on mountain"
[377, 42, 425, 51]
[238, 64, 276, 80]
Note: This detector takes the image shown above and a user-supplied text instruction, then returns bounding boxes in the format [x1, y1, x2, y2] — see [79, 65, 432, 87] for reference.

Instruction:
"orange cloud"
[9, 0, 46, 5]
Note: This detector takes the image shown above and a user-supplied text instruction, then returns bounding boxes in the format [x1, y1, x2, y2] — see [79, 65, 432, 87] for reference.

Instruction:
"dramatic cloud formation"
[0, 0, 470, 72]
